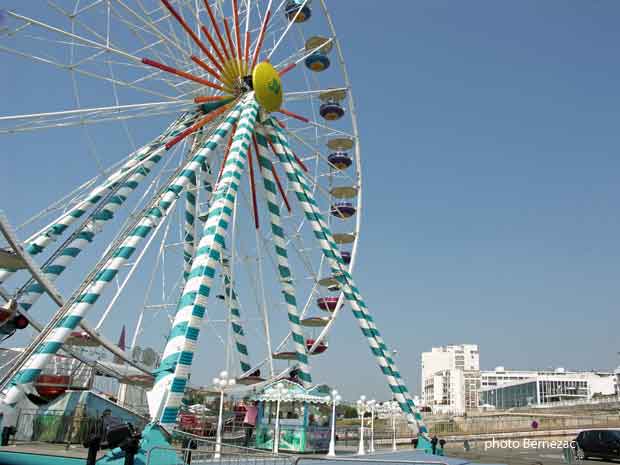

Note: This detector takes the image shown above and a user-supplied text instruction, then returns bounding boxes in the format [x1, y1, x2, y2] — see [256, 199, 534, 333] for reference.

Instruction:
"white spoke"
[0, 100, 193, 122]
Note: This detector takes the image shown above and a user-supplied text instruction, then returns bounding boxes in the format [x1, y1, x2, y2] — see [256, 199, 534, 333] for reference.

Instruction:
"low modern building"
[421, 344, 480, 415]
[481, 366, 539, 389]
[480, 368, 616, 408]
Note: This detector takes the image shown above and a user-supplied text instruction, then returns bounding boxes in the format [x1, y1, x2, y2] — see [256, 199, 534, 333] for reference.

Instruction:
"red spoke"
[194, 95, 231, 103]
[251, 9, 271, 70]
[279, 62, 296, 77]
[271, 164, 292, 213]
[223, 17, 237, 62]
[160, 0, 222, 72]
[165, 104, 232, 150]
[247, 144, 260, 229]
[266, 134, 309, 173]
[200, 25, 227, 66]
[291, 151, 309, 173]
[142, 58, 225, 92]
[232, 0, 243, 65]
[278, 108, 309, 123]
[244, 31, 251, 66]
[203, 0, 231, 60]
[190, 55, 223, 82]
[216, 123, 237, 185]
[254, 135, 292, 213]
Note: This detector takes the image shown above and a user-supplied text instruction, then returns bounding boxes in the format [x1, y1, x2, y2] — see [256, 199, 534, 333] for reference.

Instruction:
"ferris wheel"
[0, 0, 426, 437]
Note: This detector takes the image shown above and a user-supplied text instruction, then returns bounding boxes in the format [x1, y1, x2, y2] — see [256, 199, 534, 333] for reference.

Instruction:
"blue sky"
[1, 1, 620, 400]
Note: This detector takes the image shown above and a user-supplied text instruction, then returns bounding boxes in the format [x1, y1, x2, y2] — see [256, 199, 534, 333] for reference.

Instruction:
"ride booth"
[252, 380, 332, 453]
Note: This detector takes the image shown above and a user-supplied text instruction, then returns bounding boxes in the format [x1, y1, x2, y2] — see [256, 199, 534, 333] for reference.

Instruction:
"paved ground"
[446, 444, 619, 464]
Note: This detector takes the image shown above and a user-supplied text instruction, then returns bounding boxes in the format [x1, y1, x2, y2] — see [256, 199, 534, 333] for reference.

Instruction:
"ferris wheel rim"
[0, 0, 363, 393]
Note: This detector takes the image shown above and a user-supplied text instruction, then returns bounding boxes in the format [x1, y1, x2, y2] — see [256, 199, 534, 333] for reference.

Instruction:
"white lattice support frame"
[0, 113, 198, 285]
[15, 116, 198, 315]
[1, 105, 242, 411]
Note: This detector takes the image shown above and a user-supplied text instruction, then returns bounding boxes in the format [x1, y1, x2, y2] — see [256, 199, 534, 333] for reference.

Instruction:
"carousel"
[251, 380, 333, 453]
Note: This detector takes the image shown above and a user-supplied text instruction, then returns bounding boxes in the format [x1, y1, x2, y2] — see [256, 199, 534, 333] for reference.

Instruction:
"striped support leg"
[15, 118, 197, 315]
[198, 161, 252, 373]
[221, 255, 252, 373]
[2, 106, 242, 409]
[0, 112, 198, 285]
[153, 97, 259, 429]
[253, 134, 312, 385]
[183, 172, 198, 281]
[262, 122, 427, 433]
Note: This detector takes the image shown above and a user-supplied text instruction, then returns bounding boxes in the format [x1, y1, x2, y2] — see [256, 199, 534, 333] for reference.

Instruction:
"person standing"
[243, 401, 258, 447]
[431, 434, 438, 455]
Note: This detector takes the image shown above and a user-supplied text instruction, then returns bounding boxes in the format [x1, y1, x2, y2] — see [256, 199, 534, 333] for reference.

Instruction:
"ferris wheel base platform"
[0, 424, 177, 465]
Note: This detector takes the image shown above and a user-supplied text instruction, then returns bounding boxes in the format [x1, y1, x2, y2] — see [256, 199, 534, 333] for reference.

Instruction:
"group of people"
[411, 434, 446, 455]
[430, 434, 446, 455]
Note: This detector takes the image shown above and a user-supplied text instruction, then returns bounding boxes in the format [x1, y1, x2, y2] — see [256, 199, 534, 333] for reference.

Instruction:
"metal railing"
[12, 411, 148, 446]
[293, 457, 450, 465]
[147, 432, 294, 465]
[427, 413, 620, 435]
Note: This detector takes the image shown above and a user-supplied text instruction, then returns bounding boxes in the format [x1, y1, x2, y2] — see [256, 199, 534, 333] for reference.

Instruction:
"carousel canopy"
[250, 379, 332, 404]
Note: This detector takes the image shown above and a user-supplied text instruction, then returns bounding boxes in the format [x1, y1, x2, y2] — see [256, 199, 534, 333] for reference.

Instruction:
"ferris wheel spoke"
[0, 100, 194, 135]
[109, 2, 195, 81]
[115, 0, 191, 61]
[12, 122, 195, 317]
[266, 0, 308, 61]
[15, 174, 101, 232]
[283, 87, 347, 102]
[0, 43, 181, 101]
[72, 0, 106, 17]
[6, 11, 144, 63]
[0, 112, 197, 289]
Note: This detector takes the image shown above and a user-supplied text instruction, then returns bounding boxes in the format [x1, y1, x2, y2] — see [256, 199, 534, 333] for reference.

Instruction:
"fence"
[13, 410, 148, 446]
[148, 431, 295, 465]
[427, 414, 620, 435]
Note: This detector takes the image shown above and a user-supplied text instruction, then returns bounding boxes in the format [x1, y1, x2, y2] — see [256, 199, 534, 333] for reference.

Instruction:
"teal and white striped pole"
[267, 121, 423, 423]
[183, 172, 198, 281]
[253, 133, 311, 385]
[221, 256, 252, 373]
[1, 105, 242, 410]
[0, 112, 198, 285]
[269, 121, 426, 430]
[15, 117, 197, 314]
[152, 97, 259, 429]
[196, 159, 251, 374]
[262, 122, 427, 433]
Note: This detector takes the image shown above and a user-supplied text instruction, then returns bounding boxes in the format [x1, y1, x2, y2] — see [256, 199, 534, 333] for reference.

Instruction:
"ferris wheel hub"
[252, 61, 283, 113]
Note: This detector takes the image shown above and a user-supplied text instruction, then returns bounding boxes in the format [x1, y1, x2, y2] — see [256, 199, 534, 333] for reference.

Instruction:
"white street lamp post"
[273, 382, 287, 454]
[356, 395, 370, 456]
[369, 399, 376, 453]
[213, 371, 236, 459]
[327, 389, 342, 456]
[388, 401, 399, 452]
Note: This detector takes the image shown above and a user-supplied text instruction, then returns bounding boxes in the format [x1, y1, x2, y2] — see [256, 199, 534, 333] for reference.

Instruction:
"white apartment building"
[421, 344, 480, 415]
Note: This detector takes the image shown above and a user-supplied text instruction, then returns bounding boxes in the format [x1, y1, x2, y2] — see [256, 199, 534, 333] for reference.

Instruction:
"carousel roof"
[250, 379, 332, 404]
